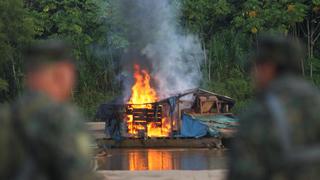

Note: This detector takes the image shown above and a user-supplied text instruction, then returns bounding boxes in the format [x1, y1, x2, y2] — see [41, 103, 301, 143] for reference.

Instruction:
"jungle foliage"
[1, 0, 320, 118]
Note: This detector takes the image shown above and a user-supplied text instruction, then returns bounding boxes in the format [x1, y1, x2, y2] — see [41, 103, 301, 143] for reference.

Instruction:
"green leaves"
[313, 0, 320, 6]
[180, 0, 233, 38]
[27, 0, 97, 44]
[232, 1, 308, 34]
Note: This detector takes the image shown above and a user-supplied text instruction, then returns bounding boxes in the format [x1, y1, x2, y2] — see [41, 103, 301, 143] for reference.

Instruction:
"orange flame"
[127, 64, 170, 137]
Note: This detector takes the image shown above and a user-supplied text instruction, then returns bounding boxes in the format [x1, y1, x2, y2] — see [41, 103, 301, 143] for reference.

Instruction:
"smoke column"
[119, 0, 203, 99]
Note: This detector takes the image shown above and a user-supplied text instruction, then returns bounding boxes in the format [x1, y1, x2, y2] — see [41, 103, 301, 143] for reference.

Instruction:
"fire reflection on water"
[95, 148, 226, 171]
[129, 150, 174, 170]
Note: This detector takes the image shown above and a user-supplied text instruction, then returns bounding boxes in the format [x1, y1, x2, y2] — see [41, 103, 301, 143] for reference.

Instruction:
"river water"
[95, 148, 227, 171]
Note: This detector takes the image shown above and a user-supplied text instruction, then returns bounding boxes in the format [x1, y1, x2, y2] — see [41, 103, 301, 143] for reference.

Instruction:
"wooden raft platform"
[96, 137, 223, 149]
[87, 122, 225, 149]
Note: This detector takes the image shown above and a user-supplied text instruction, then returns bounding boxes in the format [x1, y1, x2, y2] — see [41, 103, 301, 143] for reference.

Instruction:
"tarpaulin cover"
[193, 114, 237, 126]
[181, 114, 208, 138]
[181, 113, 238, 138]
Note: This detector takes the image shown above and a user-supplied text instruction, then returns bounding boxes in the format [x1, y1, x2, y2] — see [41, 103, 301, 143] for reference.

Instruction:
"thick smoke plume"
[119, 0, 203, 100]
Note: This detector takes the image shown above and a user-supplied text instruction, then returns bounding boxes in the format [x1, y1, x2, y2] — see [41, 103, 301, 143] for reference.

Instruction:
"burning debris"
[126, 64, 170, 137]
[96, 86, 237, 140]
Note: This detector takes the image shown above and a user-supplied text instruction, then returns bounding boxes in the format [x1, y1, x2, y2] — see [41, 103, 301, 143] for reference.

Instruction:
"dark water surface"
[96, 148, 227, 170]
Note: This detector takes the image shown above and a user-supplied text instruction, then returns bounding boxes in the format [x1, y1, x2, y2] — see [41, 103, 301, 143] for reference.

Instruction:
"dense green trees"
[0, 0, 36, 101]
[1, 0, 320, 118]
[181, 0, 320, 112]
[0, 0, 128, 116]
[24, 0, 128, 114]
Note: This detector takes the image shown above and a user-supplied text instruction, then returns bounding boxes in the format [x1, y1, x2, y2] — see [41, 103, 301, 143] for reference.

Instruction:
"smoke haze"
[119, 0, 204, 99]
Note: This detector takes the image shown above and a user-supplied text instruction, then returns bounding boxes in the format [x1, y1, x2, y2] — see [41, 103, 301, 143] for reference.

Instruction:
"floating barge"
[93, 88, 238, 149]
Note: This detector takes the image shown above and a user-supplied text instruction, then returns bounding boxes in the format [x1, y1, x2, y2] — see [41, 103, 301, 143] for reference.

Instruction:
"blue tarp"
[181, 114, 208, 138]
[181, 113, 238, 138]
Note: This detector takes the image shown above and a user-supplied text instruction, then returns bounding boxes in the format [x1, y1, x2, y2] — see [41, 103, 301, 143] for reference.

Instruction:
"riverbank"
[98, 170, 227, 180]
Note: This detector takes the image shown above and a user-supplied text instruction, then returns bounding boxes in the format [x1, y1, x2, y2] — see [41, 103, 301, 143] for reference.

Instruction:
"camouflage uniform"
[228, 75, 320, 179]
[0, 91, 99, 180]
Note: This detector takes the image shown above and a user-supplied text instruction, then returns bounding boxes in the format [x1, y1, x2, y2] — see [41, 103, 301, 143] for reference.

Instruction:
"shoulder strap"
[10, 104, 38, 180]
[266, 93, 320, 164]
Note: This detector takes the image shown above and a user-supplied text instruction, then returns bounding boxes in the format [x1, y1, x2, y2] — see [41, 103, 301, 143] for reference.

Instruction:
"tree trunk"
[311, 43, 314, 78]
[292, 23, 305, 76]
[306, 19, 313, 78]
[11, 57, 19, 96]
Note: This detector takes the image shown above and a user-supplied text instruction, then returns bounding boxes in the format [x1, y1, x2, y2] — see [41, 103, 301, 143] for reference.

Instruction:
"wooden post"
[170, 107, 174, 138]
[177, 99, 181, 135]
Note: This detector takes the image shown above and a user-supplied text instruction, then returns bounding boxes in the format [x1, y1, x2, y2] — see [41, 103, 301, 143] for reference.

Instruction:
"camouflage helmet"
[252, 34, 304, 74]
[23, 40, 73, 71]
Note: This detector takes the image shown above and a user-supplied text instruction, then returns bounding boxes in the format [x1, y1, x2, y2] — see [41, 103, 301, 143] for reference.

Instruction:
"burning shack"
[96, 65, 238, 141]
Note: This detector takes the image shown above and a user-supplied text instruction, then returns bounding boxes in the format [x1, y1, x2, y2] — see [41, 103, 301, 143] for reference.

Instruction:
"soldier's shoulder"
[15, 91, 55, 114]
[17, 92, 79, 115]
[15, 92, 85, 128]
[238, 99, 271, 132]
[271, 75, 320, 110]
[272, 75, 320, 98]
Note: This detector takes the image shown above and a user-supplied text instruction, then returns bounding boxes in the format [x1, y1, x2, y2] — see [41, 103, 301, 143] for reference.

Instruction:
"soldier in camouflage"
[0, 41, 100, 180]
[228, 35, 320, 180]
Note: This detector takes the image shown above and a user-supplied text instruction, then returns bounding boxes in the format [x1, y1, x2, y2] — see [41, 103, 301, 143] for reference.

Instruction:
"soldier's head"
[24, 40, 76, 102]
[251, 35, 303, 90]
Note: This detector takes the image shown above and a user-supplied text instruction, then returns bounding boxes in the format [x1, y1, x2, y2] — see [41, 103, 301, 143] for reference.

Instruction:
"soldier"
[0, 41, 100, 180]
[228, 35, 320, 180]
